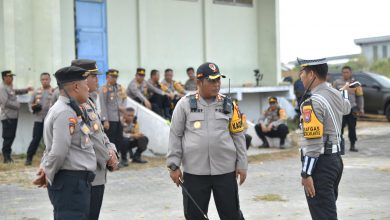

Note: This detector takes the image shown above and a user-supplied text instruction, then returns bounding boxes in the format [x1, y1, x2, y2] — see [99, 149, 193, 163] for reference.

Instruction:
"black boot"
[350, 142, 358, 152]
[279, 138, 286, 149]
[24, 155, 33, 166]
[132, 156, 148, 164]
[3, 154, 14, 164]
[132, 151, 147, 164]
[259, 138, 269, 148]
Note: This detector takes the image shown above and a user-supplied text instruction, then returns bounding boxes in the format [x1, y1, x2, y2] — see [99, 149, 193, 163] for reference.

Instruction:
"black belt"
[58, 170, 95, 182]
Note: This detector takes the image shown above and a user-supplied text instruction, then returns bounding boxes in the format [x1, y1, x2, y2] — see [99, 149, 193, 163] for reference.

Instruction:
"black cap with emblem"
[1, 70, 16, 78]
[71, 59, 101, 75]
[54, 66, 89, 86]
[196, 62, 226, 80]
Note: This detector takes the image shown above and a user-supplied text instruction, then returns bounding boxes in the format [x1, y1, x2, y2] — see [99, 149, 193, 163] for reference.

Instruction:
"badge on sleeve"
[302, 102, 323, 139]
[68, 118, 77, 135]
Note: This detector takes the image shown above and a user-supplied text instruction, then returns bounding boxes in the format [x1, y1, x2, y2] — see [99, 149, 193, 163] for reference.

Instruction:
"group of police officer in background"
[1, 56, 363, 219]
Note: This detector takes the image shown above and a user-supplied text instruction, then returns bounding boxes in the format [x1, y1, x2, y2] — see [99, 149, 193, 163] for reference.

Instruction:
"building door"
[75, 0, 108, 84]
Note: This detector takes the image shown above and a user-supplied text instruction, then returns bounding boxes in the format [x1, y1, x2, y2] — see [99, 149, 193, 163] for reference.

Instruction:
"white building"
[0, 0, 285, 154]
[1, 0, 281, 88]
[355, 35, 390, 63]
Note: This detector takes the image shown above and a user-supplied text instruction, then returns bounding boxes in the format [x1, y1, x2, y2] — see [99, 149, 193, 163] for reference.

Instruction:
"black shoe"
[259, 140, 269, 148]
[132, 157, 148, 164]
[3, 155, 14, 164]
[24, 159, 32, 166]
[279, 144, 286, 149]
[120, 159, 129, 167]
[350, 143, 358, 152]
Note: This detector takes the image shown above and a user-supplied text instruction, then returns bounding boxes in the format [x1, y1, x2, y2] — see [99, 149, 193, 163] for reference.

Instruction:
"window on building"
[383, 45, 388, 58]
[213, 0, 253, 7]
[373, 45, 378, 61]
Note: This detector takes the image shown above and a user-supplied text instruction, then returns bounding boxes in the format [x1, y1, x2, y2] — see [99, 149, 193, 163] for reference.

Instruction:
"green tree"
[369, 58, 390, 77]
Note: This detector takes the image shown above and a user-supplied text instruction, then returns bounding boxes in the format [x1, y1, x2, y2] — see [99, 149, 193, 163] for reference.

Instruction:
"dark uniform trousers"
[103, 121, 123, 152]
[133, 96, 171, 119]
[341, 110, 357, 144]
[26, 121, 44, 160]
[254, 123, 289, 145]
[306, 154, 343, 220]
[1, 119, 18, 157]
[183, 172, 245, 220]
[121, 136, 148, 160]
[90, 184, 105, 220]
[244, 134, 252, 150]
[48, 170, 95, 220]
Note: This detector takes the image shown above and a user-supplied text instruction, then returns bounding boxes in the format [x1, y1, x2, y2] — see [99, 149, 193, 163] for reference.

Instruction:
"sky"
[279, 0, 390, 64]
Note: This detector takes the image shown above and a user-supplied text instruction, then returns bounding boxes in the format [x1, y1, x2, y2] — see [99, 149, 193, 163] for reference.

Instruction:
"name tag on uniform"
[80, 122, 91, 135]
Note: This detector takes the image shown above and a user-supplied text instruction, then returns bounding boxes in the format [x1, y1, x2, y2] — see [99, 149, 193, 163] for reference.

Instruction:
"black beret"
[136, 68, 146, 75]
[54, 66, 89, 85]
[106, 68, 119, 76]
[71, 59, 101, 75]
[196, 62, 226, 79]
[2, 70, 15, 77]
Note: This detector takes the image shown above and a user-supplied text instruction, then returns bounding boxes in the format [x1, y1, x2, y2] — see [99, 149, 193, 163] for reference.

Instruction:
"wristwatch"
[168, 164, 178, 172]
[301, 171, 311, 178]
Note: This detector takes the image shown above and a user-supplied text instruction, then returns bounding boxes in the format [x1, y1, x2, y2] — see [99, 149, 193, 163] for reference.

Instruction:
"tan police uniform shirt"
[126, 78, 165, 102]
[81, 97, 116, 186]
[41, 96, 96, 184]
[299, 82, 351, 157]
[30, 87, 54, 122]
[167, 93, 248, 175]
[99, 84, 127, 122]
[0, 82, 28, 120]
[262, 106, 287, 127]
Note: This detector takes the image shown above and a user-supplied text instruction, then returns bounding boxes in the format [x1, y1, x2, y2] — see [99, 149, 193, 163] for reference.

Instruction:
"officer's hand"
[107, 149, 119, 171]
[267, 123, 274, 131]
[118, 106, 126, 114]
[170, 169, 182, 187]
[302, 176, 315, 198]
[103, 120, 110, 130]
[144, 100, 152, 109]
[236, 169, 247, 185]
[27, 86, 34, 92]
[167, 92, 175, 100]
[32, 168, 48, 188]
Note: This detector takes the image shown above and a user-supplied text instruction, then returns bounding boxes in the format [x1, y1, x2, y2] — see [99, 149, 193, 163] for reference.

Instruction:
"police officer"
[184, 67, 197, 91]
[297, 58, 351, 219]
[332, 66, 364, 152]
[161, 68, 186, 114]
[36, 66, 96, 219]
[25, 72, 54, 165]
[167, 62, 247, 220]
[147, 69, 174, 119]
[126, 68, 171, 112]
[0, 70, 33, 163]
[254, 96, 289, 149]
[99, 69, 127, 152]
[71, 59, 119, 220]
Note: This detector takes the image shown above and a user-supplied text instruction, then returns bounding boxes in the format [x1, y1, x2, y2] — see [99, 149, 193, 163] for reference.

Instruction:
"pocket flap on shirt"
[188, 113, 204, 121]
[215, 112, 229, 120]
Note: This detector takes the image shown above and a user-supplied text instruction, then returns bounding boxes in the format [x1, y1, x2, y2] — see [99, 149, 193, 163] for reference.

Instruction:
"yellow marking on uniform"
[302, 104, 323, 139]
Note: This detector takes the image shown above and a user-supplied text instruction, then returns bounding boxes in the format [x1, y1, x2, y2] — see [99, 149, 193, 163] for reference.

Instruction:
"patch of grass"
[253, 194, 287, 202]
[377, 167, 390, 172]
[248, 147, 299, 164]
